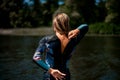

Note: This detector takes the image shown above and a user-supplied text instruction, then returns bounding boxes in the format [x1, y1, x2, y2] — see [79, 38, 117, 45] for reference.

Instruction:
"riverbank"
[0, 28, 120, 36]
[0, 27, 54, 36]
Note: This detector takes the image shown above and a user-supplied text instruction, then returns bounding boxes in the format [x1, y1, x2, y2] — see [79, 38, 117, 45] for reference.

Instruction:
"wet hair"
[52, 12, 70, 36]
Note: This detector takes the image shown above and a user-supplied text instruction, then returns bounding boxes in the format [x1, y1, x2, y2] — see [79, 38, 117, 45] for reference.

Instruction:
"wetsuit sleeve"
[33, 37, 50, 71]
[75, 24, 88, 44]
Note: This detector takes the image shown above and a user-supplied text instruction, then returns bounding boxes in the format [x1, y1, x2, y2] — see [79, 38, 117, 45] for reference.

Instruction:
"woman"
[33, 13, 88, 80]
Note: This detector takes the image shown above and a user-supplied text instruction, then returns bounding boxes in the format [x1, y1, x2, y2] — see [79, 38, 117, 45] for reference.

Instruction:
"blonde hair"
[53, 13, 70, 36]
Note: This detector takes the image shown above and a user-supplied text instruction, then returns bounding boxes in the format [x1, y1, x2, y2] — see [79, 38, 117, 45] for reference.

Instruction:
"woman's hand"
[48, 68, 66, 80]
[68, 29, 80, 39]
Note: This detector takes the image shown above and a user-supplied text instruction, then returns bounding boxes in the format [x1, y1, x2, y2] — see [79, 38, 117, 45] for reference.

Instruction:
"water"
[0, 35, 120, 80]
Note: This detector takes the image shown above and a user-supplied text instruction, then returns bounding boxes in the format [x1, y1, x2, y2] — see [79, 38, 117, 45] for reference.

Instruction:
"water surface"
[0, 35, 120, 80]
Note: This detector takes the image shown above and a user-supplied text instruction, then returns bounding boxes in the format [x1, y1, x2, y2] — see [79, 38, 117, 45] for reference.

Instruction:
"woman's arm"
[68, 24, 88, 43]
[33, 37, 50, 71]
[33, 37, 66, 80]
[33, 51, 66, 80]
[68, 29, 80, 39]
[33, 52, 50, 71]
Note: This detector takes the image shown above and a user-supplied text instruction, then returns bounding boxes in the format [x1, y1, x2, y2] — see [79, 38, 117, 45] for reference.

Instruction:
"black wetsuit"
[33, 24, 88, 80]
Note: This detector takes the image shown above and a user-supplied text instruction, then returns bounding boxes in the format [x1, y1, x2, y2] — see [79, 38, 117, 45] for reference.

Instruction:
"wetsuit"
[33, 24, 88, 80]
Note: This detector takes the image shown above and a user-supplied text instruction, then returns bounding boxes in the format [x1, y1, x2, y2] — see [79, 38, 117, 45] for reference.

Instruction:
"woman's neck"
[56, 32, 68, 40]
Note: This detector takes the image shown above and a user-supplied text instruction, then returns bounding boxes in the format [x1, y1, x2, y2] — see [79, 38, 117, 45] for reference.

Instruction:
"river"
[0, 35, 120, 80]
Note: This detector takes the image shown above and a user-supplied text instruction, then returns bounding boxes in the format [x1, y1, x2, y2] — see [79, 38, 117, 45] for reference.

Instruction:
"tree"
[40, 0, 59, 26]
[75, 0, 96, 23]
[55, 0, 97, 28]
[95, 0, 107, 22]
[0, 0, 29, 28]
[105, 0, 120, 24]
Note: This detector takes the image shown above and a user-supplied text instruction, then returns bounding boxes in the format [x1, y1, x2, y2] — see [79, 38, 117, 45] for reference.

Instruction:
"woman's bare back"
[56, 32, 70, 53]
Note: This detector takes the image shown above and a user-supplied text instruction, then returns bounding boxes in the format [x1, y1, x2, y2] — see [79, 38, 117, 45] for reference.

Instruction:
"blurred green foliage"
[0, 0, 58, 28]
[89, 22, 120, 34]
[0, 0, 120, 34]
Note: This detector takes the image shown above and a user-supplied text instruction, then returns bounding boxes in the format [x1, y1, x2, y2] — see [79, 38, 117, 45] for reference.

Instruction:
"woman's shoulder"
[47, 34, 59, 43]
[40, 34, 59, 43]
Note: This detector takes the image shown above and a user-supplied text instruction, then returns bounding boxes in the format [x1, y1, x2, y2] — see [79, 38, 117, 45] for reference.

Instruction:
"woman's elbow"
[83, 25, 89, 33]
[33, 55, 40, 62]
[33, 56, 36, 61]
[33, 57, 37, 62]
[33, 57, 40, 62]
[33, 52, 41, 61]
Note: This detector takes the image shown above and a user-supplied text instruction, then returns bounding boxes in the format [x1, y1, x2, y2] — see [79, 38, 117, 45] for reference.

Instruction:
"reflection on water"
[0, 35, 120, 80]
